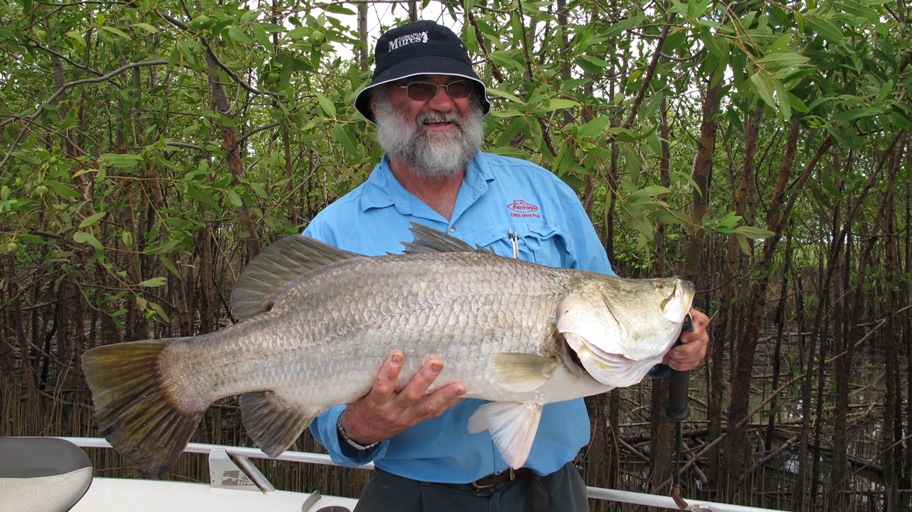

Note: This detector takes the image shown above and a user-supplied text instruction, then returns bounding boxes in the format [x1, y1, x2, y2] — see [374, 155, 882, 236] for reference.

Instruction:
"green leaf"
[487, 88, 525, 105]
[540, 99, 580, 112]
[607, 126, 654, 143]
[159, 255, 181, 277]
[834, 107, 880, 122]
[148, 302, 171, 322]
[807, 17, 845, 45]
[578, 116, 612, 138]
[601, 11, 646, 39]
[826, 125, 859, 149]
[225, 189, 242, 207]
[251, 22, 272, 48]
[100, 153, 142, 169]
[250, 182, 268, 198]
[46, 181, 82, 199]
[775, 80, 792, 120]
[577, 55, 613, 70]
[628, 186, 671, 202]
[619, 202, 656, 241]
[488, 51, 524, 72]
[735, 234, 754, 255]
[757, 52, 809, 71]
[138, 277, 167, 288]
[134, 23, 159, 34]
[323, 4, 355, 15]
[73, 231, 103, 251]
[228, 27, 253, 45]
[787, 91, 809, 113]
[735, 226, 775, 239]
[65, 31, 86, 48]
[317, 94, 336, 117]
[750, 71, 777, 110]
[99, 26, 131, 40]
[185, 185, 221, 210]
[836, 0, 881, 22]
[79, 211, 107, 228]
[332, 124, 359, 157]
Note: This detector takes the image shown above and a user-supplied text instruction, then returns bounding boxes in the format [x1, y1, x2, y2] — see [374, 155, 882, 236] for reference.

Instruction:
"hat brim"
[354, 57, 491, 122]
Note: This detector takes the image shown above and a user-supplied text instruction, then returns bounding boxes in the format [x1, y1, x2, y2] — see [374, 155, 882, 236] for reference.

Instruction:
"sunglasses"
[397, 80, 474, 101]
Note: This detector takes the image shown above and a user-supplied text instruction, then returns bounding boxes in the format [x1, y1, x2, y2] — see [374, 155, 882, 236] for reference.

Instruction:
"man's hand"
[662, 309, 710, 371]
[339, 351, 467, 446]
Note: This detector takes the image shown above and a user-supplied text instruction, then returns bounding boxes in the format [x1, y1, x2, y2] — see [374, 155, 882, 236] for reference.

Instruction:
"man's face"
[372, 74, 484, 179]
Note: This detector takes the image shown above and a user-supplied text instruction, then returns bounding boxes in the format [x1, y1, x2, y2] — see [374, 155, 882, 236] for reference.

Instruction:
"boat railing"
[57, 437, 786, 512]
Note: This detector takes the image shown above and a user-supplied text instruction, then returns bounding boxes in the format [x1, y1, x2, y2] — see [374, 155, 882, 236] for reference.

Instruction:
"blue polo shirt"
[305, 151, 614, 483]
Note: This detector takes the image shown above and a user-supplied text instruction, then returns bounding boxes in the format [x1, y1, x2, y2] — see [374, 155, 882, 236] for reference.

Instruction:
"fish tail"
[81, 339, 204, 478]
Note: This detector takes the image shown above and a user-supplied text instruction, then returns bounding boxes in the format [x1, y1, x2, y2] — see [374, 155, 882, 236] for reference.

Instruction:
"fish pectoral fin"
[489, 353, 557, 393]
[467, 402, 543, 469]
[239, 391, 319, 457]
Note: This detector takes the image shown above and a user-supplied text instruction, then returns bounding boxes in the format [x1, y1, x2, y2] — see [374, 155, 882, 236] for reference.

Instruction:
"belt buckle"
[471, 468, 515, 490]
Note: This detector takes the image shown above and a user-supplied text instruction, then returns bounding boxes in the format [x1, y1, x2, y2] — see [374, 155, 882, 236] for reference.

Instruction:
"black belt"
[433, 468, 548, 512]
[471, 467, 535, 489]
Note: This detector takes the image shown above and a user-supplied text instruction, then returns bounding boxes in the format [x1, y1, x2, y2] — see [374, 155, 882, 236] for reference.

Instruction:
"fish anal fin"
[468, 402, 543, 469]
[489, 353, 557, 393]
[231, 235, 361, 320]
[81, 340, 205, 478]
[239, 391, 317, 457]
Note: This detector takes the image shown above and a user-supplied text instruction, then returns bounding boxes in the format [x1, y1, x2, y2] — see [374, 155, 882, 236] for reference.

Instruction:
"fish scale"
[81, 223, 693, 477]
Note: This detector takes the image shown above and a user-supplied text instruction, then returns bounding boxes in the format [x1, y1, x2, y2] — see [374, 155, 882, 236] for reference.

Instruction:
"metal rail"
[59, 437, 786, 512]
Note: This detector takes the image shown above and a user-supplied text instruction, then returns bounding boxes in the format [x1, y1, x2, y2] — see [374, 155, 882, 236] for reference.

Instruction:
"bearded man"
[303, 20, 709, 512]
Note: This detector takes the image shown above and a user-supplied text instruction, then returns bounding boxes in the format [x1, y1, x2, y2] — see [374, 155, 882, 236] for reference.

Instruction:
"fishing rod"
[666, 313, 693, 510]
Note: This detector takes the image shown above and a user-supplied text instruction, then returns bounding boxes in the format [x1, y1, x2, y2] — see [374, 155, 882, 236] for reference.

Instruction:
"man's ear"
[368, 89, 383, 117]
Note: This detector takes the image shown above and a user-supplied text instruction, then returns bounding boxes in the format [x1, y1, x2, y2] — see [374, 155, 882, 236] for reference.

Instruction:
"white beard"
[373, 95, 485, 180]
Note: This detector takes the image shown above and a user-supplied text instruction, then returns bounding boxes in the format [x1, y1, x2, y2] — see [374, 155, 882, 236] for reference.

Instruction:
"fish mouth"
[661, 279, 695, 322]
[558, 334, 588, 379]
[558, 333, 638, 381]
[561, 335, 660, 387]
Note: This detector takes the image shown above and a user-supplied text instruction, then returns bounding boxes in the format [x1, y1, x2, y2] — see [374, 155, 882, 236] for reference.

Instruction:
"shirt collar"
[359, 152, 494, 219]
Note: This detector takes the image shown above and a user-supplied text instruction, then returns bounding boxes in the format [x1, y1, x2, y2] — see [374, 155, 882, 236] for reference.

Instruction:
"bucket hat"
[354, 20, 491, 122]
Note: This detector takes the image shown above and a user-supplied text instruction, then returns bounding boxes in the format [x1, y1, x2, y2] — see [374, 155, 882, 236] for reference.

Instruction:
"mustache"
[417, 110, 462, 126]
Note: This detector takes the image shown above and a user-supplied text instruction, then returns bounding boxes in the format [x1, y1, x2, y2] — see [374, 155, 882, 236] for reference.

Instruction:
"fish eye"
[654, 281, 665, 289]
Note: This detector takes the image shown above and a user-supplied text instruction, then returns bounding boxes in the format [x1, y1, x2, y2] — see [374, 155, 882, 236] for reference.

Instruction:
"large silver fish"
[81, 224, 694, 477]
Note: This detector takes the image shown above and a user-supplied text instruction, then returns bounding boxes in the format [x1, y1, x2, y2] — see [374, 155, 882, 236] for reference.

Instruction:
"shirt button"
[449, 226, 456, 232]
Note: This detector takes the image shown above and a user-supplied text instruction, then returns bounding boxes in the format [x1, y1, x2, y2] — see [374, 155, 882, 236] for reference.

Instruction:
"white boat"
[0, 437, 786, 512]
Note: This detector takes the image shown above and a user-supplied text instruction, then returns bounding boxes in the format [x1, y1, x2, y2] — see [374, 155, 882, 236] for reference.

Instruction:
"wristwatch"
[337, 413, 380, 451]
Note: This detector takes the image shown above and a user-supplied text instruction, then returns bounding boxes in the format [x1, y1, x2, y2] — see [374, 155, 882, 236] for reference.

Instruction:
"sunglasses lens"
[407, 83, 438, 100]
[446, 81, 473, 98]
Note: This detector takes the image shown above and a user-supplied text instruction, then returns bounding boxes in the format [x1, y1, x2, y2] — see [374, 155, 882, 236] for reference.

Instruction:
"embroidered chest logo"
[507, 200, 541, 219]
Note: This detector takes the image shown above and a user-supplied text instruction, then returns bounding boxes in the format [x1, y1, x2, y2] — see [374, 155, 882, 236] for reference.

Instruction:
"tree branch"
[0, 60, 168, 171]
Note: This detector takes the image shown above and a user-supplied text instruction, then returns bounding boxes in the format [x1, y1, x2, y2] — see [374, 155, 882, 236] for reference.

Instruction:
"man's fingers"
[664, 309, 710, 371]
[368, 351, 405, 402]
[345, 352, 468, 442]
[415, 382, 467, 419]
[679, 310, 708, 343]
[397, 356, 445, 405]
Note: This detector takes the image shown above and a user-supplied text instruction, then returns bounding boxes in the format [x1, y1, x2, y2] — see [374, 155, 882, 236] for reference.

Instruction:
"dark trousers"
[352, 463, 589, 512]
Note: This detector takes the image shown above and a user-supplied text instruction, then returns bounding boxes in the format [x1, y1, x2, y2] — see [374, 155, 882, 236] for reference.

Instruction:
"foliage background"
[1, 0, 911, 510]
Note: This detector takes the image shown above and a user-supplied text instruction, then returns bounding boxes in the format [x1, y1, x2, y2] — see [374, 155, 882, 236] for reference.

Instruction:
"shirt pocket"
[469, 223, 569, 268]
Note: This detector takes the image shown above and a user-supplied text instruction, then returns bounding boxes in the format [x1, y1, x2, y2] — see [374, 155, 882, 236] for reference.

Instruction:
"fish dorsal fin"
[231, 235, 360, 320]
[239, 391, 320, 457]
[401, 222, 491, 254]
[468, 401, 543, 469]
[489, 353, 557, 392]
